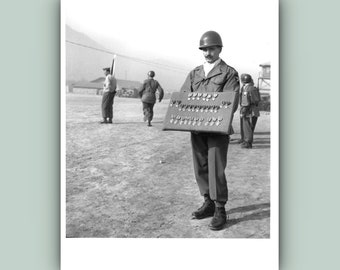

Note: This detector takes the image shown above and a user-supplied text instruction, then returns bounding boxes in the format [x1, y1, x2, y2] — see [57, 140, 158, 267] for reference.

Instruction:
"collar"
[203, 58, 221, 76]
[203, 58, 221, 66]
[203, 58, 223, 78]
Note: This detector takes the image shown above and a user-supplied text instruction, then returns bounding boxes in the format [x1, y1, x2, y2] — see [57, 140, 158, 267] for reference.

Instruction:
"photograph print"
[61, 0, 278, 268]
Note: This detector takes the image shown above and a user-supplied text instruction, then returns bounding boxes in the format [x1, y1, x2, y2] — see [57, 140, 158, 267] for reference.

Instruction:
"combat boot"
[209, 207, 227, 230]
[100, 118, 108, 124]
[241, 142, 252, 148]
[192, 198, 215, 219]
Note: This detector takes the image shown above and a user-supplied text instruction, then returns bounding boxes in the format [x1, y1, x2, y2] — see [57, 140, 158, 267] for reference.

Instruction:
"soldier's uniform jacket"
[180, 59, 240, 113]
[103, 74, 117, 93]
[180, 58, 239, 202]
[240, 83, 260, 117]
[139, 78, 164, 104]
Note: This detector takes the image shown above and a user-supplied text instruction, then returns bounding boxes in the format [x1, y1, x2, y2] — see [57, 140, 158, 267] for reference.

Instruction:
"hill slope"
[65, 25, 188, 91]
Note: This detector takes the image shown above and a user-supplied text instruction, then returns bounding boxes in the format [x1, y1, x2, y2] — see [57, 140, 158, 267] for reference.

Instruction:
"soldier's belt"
[162, 91, 236, 135]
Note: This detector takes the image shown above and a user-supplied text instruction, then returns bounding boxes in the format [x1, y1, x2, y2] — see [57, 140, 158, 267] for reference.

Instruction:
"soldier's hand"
[240, 106, 249, 116]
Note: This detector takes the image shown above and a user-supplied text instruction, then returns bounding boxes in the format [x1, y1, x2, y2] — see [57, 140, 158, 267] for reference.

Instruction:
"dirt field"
[66, 93, 270, 238]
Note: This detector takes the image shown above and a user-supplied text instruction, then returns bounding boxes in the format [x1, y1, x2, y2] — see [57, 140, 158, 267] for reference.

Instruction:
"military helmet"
[148, 71, 155, 77]
[199, 31, 223, 49]
[241, 73, 252, 83]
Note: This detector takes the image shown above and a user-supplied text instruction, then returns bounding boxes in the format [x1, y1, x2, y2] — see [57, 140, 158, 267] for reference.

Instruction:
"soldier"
[250, 77, 260, 132]
[139, 71, 164, 127]
[180, 31, 240, 230]
[239, 73, 260, 148]
[100, 67, 117, 124]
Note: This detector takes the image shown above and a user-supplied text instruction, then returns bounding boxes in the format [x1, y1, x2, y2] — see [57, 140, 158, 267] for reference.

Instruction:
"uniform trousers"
[101, 92, 115, 119]
[240, 116, 253, 144]
[142, 102, 155, 122]
[191, 133, 229, 202]
[251, 116, 258, 132]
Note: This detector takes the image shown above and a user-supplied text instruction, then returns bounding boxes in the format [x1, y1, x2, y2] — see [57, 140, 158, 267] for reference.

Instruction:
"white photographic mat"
[61, 0, 279, 269]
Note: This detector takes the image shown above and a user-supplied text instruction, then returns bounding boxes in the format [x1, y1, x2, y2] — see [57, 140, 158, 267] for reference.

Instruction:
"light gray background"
[0, 0, 339, 269]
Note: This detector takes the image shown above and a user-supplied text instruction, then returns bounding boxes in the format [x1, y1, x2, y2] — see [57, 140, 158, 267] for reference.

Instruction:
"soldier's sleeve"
[223, 70, 240, 113]
[110, 76, 117, 91]
[180, 71, 193, 93]
[158, 84, 164, 102]
[157, 81, 164, 102]
[138, 81, 146, 97]
[248, 85, 258, 105]
[103, 76, 109, 91]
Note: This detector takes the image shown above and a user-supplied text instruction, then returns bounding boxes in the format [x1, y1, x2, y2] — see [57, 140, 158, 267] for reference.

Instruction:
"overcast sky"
[64, 0, 277, 80]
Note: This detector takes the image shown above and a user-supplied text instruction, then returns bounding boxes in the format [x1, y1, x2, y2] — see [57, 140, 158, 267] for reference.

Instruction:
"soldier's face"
[202, 46, 221, 63]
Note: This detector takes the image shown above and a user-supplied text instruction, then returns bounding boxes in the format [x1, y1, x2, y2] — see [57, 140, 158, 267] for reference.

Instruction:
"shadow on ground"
[226, 202, 270, 228]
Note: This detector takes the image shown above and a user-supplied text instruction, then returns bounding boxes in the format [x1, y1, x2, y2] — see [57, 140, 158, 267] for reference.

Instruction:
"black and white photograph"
[61, 0, 278, 269]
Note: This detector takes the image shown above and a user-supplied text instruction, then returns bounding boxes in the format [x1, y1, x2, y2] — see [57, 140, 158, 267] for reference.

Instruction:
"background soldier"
[239, 73, 260, 148]
[101, 67, 117, 124]
[180, 31, 240, 230]
[139, 71, 164, 127]
[250, 77, 260, 132]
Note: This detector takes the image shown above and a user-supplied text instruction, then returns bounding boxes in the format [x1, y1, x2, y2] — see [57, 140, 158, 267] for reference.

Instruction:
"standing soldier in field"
[180, 31, 240, 230]
[139, 71, 164, 127]
[250, 77, 260, 133]
[238, 73, 260, 148]
[100, 67, 117, 124]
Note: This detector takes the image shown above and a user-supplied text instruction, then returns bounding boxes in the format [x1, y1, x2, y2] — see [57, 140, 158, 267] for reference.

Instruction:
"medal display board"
[162, 91, 236, 135]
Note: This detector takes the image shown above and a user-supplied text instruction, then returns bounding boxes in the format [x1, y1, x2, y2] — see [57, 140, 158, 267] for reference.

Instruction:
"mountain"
[65, 25, 188, 91]
[65, 25, 117, 83]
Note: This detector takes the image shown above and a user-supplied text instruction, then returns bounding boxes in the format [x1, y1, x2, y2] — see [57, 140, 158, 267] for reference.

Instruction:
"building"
[68, 81, 103, 95]
[257, 62, 271, 111]
[68, 78, 142, 98]
[115, 79, 142, 98]
[257, 62, 271, 95]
